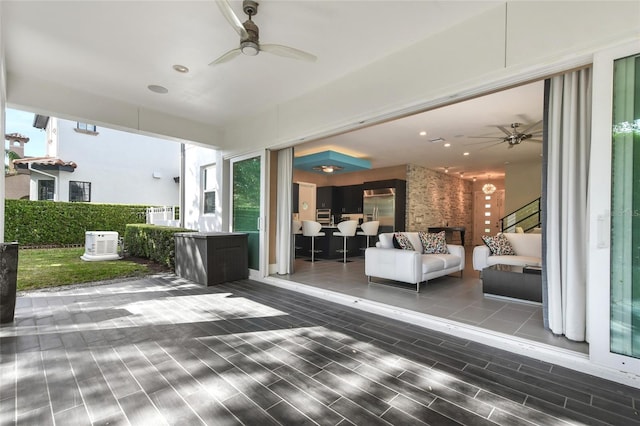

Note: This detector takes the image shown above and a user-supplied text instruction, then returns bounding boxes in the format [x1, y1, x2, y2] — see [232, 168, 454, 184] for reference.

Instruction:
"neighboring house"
[4, 132, 30, 199]
[14, 118, 180, 205]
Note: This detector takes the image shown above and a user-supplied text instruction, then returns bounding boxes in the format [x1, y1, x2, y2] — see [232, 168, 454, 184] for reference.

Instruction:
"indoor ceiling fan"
[210, 0, 317, 65]
[469, 121, 543, 149]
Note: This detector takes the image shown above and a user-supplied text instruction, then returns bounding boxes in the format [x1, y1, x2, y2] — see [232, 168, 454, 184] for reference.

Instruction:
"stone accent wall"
[406, 164, 474, 246]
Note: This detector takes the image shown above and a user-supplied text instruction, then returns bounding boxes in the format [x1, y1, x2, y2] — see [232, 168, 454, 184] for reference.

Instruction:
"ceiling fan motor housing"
[243, 0, 259, 16]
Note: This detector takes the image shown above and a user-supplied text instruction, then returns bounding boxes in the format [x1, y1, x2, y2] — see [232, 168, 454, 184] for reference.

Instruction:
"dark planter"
[0, 243, 19, 324]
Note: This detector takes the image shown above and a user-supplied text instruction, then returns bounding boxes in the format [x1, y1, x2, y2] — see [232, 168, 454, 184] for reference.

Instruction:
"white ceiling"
[2, 0, 543, 177]
[295, 79, 545, 179]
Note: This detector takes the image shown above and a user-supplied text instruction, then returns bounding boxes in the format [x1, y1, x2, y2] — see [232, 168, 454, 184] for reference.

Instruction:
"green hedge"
[5, 200, 149, 246]
[124, 224, 195, 269]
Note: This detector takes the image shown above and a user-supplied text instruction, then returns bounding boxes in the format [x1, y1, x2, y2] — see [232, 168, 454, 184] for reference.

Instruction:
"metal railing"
[500, 197, 541, 233]
[146, 206, 180, 226]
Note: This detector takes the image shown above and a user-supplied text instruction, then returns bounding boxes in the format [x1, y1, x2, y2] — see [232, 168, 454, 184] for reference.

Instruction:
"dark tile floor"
[1, 275, 639, 425]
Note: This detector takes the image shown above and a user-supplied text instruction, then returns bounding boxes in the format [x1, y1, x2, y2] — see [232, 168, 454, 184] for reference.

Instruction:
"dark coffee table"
[482, 264, 542, 303]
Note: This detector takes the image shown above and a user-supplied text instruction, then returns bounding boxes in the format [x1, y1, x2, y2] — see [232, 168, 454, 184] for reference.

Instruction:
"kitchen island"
[295, 225, 374, 260]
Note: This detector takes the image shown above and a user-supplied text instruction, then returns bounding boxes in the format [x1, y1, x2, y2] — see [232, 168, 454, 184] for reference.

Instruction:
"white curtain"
[275, 148, 293, 275]
[545, 68, 592, 341]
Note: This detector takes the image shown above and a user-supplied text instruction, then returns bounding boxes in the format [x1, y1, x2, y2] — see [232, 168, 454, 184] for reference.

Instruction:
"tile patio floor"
[1, 274, 639, 425]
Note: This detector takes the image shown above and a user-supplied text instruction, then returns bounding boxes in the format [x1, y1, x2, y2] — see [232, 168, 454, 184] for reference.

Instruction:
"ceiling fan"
[210, 0, 317, 65]
[469, 121, 543, 149]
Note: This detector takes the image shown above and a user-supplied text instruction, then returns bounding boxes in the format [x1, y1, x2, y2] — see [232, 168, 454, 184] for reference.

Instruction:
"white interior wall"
[504, 159, 543, 214]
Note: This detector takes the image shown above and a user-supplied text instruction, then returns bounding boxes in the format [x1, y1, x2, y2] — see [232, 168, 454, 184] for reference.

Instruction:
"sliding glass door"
[610, 53, 640, 361]
[229, 151, 267, 276]
[589, 41, 640, 373]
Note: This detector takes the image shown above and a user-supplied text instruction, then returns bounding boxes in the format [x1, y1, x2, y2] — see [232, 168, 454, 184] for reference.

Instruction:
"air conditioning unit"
[81, 231, 122, 261]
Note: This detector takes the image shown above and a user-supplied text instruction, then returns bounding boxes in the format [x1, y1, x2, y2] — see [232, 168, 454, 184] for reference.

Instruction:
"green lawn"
[17, 247, 157, 291]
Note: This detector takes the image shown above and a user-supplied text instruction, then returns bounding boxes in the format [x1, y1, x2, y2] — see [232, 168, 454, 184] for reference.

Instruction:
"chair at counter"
[333, 220, 358, 263]
[302, 220, 325, 262]
[292, 220, 302, 257]
[357, 220, 380, 252]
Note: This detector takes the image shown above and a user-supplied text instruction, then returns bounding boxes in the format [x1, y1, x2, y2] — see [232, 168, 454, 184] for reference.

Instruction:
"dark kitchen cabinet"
[292, 183, 299, 213]
[316, 186, 337, 209]
[337, 184, 363, 214]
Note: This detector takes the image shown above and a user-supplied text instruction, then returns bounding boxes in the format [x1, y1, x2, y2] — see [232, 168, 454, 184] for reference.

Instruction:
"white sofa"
[365, 232, 465, 292]
[472, 232, 542, 272]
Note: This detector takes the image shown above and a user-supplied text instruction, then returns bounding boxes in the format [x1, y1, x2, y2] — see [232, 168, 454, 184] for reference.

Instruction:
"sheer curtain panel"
[276, 148, 293, 275]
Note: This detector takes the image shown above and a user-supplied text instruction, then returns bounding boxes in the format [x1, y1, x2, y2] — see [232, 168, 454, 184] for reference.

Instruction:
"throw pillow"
[392, 233, 415, 251]
[481, 234, 516, 256]
[419, 231, 448, 254]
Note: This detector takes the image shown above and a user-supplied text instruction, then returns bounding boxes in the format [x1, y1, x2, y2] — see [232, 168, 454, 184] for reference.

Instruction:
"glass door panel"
[231, 155, 263, 272]
[610, 53, 640, 360]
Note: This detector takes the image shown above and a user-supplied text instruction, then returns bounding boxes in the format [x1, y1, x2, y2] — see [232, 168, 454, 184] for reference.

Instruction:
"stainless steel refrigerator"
[363, 188, 397, 233]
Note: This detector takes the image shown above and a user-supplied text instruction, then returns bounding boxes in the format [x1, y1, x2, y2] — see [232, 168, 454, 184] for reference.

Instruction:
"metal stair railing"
[500, 197, 541, 233]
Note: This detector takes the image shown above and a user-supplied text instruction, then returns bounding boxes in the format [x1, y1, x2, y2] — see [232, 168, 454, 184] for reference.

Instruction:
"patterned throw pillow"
[392, 233, 415, 251]
[481, 234, 515, 255]
[418, 231, 448, 254]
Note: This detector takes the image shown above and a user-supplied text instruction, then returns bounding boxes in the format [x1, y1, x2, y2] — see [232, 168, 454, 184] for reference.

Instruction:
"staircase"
[500, 197, 541, 233]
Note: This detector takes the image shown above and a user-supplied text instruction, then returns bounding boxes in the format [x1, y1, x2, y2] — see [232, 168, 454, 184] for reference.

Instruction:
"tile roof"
[13, 156, 77, 170]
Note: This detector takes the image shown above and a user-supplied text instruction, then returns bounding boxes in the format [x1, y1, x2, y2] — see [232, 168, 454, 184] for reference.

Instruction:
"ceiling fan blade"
[496, 125, 512, 136]
[478, 141, 506, 150]
[468, 136, 503, 139]
[520, 120, 543, 134]
[215, 0, 248, 39]
[261, 44, 317, 62]
[466, 138, 504, 146]
[528, 139, 543, 143]
[209, 48, 242, 65]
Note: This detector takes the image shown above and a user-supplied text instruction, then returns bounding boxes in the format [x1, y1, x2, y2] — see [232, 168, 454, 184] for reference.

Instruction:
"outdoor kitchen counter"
[174, 232, 248, 285]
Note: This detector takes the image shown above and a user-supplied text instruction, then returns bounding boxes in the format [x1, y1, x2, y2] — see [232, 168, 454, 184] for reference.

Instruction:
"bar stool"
[302, 220, 325, 262]
[357, 220, 380, 252]
[333, 220, 358, 263]
[292, 220, 302, 257]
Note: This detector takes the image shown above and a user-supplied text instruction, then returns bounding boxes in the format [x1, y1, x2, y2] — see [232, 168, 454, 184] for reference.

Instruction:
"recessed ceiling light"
[172, 64, 189, 73]
[463, 152, 469, 156]
[444, 143, 451, 147]
[148, 84, 168, 94]
[419, 131, 427, 136]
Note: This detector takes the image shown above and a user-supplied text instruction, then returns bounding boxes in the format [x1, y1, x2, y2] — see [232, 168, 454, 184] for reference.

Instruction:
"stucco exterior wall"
[183, 144, 221, 232]
[46, 118, 180, 205]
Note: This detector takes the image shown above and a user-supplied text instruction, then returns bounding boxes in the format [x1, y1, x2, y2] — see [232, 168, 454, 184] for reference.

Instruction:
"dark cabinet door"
[316, 186, 335, 209]
[343, 185, 363, 214]
[292, 183, 299, 213]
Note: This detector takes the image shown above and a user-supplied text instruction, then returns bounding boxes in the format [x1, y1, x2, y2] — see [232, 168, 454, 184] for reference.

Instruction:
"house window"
[75, 122, 98, 135]
[69, 181, 91, 202]
[203, 164, 217, 214]
[38, 180, 54, 201]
